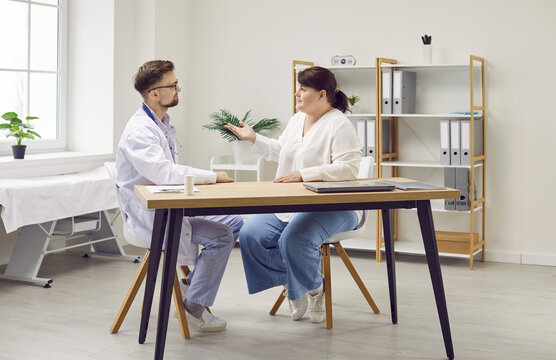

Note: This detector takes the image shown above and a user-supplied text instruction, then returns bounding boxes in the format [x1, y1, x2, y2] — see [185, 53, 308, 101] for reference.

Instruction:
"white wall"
[177, 0, 556, 265]
[4, 0, 554, 266]
[66, 0, 115, 153]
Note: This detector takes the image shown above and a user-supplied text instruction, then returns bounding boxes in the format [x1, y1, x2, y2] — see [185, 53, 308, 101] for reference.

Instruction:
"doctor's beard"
[162, 97, 179, 108]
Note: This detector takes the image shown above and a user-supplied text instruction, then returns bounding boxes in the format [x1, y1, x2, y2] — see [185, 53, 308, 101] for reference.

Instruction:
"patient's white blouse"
[251, 108, 362, 222]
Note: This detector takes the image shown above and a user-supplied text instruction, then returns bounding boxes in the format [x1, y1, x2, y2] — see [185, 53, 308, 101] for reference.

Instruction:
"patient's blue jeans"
[239, 211, 358, 300]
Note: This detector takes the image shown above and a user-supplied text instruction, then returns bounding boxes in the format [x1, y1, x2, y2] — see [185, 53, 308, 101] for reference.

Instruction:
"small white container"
[422, 44, 432, 64]
[184, 175, 195, 195]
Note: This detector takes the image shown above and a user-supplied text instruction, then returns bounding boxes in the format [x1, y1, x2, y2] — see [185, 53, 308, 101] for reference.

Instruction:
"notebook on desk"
[303, 181, 395, 193]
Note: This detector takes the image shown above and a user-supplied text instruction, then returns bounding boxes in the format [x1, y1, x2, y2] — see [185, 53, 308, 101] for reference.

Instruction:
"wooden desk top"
[135, 178, 460, 210]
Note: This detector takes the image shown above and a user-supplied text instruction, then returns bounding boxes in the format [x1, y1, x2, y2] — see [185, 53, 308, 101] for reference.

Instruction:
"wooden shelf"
[380, 234, 483, 258]
[384, 113, 482, 119]
[347, 113, 483, 119]
[210, 163, 259, 171]
[380, 160, 484, 169]
[381, 63, 480, 69]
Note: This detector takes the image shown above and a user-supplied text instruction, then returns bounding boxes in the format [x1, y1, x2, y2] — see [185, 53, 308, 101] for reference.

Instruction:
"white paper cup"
[184, 175, 195, 195]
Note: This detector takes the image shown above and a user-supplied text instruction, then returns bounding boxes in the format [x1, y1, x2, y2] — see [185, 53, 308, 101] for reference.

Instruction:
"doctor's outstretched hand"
[224, 121, 256, 144]
[215, 171, 234, 183]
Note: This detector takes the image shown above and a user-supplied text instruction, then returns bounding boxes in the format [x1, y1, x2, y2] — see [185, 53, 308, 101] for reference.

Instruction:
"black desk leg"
[381, 208, 397, 324]
[154, 208, 183, 360]
[416, 200, 454, 360]
[139, 209, 168, 344]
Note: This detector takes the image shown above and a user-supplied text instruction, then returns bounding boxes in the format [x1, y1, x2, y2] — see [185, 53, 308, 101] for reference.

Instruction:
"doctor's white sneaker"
[309, 291, 325, 323]
[287, 292, 308, 321]
[186, 309, 227, 333]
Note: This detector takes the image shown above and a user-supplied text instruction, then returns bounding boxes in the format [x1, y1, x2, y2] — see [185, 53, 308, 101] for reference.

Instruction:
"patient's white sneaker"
[309, 291, 325, 323]
[287, 292, 308, 321]
[186, 309, 227, 332]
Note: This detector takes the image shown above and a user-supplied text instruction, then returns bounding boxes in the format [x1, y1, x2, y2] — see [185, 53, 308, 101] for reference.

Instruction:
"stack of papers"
[380, 180, 444, 191]
[146, 185, 200, 194]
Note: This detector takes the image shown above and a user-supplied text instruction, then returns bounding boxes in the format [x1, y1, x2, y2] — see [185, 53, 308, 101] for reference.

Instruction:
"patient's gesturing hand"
[273, 171, 302, 183]
[225, 121, 256, 144]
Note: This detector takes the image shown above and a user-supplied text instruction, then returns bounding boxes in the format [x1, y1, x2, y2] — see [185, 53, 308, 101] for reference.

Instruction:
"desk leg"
[416, 200, 454, 360]
[139, 209, 168, 344]
[381, 208, 397, 324]
[154, 209, 183, 360]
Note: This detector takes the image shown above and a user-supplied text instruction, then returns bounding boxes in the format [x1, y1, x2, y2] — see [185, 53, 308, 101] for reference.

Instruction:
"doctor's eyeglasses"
[147, 80, 179, 93]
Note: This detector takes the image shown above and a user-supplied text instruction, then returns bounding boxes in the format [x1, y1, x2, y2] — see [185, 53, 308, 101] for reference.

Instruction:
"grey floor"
[0, 246, 555, 360]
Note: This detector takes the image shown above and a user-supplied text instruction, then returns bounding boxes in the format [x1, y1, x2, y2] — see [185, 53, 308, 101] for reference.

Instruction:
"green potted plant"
[1, 112, 41, 159]
[347, 94, 360, 113]
[203, 109, 280, 164]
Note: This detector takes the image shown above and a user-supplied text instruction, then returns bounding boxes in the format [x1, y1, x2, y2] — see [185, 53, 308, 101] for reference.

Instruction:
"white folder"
[356, 119, 367, 156]
[440, 120, 450, 165]
[366, 119, 375, 157]
[393, 71, 416, 114]
[382, 70, 392, 114]
[450, 120, 461, 165]
[460, 119, 483, 165]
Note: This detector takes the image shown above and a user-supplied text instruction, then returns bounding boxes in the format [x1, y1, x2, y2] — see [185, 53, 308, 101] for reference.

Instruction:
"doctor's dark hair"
[297, 66, 349, 113]
[134, 60, 175, 97]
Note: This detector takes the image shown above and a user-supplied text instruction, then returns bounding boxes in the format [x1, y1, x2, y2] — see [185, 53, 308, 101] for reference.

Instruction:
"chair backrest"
[357, 156, 374, 179]
[324, 157, 375, 244]
[353, 156, 374, 230]
[103, 162, 150, 249]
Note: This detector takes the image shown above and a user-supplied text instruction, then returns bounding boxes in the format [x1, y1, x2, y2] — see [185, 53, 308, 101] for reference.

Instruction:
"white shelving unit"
[375, 56, 486, 269]
[210, 155, 263, 181]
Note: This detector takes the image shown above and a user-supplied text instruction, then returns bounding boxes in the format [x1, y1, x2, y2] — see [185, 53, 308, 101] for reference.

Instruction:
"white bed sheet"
[0, 166, 118, 234]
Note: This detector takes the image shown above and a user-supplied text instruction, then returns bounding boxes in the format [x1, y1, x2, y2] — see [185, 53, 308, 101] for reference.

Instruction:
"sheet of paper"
[146, 185, 200, 194]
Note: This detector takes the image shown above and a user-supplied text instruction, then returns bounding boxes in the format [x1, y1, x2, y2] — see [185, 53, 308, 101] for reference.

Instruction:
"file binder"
[382, 69, 393, 114]
[455, 168, 469, 211]
[364, 119, 391, 158]
[393, 71, 416, 114]
[440, 120, 451, 165]
[365, 119, 375, 157]
[450, 120, 461, 165]
[356, 119, 367, 156]
[382, 118, 391, 155]
[444, 168, 456, 210]
[460, 118, 483, 165]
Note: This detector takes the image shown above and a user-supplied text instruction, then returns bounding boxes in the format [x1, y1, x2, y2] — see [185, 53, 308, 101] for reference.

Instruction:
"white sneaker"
[287, 292, 308, 321]
[309, 291, 325, 323]
[186, 309, 227, 333]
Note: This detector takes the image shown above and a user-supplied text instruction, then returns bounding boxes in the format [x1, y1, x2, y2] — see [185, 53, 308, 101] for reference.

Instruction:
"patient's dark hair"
[134, 60, 175, 97]
[297, 66, 349, 113]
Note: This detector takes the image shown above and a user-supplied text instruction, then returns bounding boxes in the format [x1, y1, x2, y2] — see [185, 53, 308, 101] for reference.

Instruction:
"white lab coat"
[115, 105, 217, 265]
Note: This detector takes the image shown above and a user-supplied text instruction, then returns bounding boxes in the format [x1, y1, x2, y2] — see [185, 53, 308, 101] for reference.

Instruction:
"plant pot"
[12, 145, 27, 159]
[232, 140, 257, 164]
[422, 44, 432, 64]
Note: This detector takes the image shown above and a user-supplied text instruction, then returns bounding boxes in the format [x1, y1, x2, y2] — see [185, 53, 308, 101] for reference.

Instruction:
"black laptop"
[303, 180, 396, 193]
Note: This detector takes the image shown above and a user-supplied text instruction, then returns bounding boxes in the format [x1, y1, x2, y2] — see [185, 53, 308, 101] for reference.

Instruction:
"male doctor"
[115, 60, 243, 333]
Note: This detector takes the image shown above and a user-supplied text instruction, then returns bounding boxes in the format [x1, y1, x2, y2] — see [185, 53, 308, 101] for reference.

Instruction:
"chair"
[269, 156, 380, 328]
[103, 162, 193, 339]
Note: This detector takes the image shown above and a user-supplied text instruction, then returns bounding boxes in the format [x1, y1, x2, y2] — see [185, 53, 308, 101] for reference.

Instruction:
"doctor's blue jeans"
[239, 211, 358, 301]
[185, 215, 243, 307]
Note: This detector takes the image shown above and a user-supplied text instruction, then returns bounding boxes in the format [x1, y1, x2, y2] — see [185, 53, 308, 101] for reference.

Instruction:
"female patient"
[225, 66, 362, 323]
